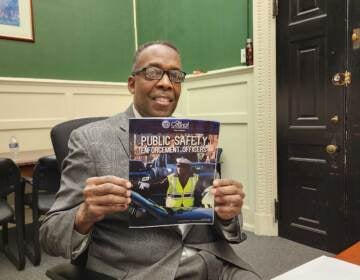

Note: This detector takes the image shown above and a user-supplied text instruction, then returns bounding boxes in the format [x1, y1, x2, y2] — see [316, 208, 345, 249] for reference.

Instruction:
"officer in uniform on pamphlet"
[166, 157, 199, 208]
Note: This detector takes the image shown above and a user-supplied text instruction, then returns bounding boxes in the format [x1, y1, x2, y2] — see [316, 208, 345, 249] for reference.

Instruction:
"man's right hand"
[74, 176, 132, 234]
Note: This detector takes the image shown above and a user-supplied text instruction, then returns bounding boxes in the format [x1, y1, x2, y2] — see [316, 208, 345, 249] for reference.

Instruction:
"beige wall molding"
[253, 0, 278, 235]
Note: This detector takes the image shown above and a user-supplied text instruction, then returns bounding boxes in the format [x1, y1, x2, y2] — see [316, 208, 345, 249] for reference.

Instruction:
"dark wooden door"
[277, 0, 348, 253]
[347, 1, 360, 246]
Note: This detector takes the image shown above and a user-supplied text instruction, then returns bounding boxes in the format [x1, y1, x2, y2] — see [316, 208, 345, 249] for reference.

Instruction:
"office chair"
[45, 117, 114, 280]
[24, 154, 60, 266]
[50, 117, 107, 170]
[0, 158, 26, 270]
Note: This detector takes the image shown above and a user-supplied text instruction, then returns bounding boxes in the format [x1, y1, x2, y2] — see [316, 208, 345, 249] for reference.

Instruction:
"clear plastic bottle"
[9, 136, 19, 160]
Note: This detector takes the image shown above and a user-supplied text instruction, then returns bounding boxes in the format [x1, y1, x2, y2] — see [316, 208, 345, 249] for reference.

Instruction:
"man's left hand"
[211, 179, 245, 221]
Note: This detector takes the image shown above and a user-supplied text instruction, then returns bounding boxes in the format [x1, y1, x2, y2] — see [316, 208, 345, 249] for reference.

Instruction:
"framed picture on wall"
[0, 0, 34, 42]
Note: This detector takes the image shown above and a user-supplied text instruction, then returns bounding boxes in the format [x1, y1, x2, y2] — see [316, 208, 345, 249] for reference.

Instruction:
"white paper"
[271, 255, 360, 280]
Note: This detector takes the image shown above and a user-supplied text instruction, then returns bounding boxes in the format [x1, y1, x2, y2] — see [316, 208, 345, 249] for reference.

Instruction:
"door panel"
[277, 0, 347, 253]
[289, 0, 326, 23]
[289, 37, 326, 127]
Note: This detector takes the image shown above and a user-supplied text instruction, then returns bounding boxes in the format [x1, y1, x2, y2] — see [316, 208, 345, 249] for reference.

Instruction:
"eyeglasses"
[132, 66, 186, 83]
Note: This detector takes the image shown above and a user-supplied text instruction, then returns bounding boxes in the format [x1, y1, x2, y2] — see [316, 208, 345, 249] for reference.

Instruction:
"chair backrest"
[32, 155, 61, 193]
[50, 117, 107, 267]
[0, 158, 21, 197]
[50, 117, 107, 169]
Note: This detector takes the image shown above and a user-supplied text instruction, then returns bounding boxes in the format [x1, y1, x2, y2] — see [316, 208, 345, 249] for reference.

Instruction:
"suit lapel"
[112, 105, 135, 158]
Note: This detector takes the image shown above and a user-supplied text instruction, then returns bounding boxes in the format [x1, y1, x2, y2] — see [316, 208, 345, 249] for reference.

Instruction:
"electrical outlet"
[241, 48, 246, 64]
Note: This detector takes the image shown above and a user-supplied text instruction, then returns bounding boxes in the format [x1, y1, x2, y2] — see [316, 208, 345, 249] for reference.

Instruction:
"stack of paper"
[272, 256, 360, 280]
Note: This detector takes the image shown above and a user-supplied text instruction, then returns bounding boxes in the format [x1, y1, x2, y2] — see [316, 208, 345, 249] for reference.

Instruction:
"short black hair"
[131, 41, 180, 72]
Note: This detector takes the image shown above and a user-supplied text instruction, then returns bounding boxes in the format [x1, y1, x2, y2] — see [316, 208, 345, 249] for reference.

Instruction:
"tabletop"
[0, 149, 54, 166]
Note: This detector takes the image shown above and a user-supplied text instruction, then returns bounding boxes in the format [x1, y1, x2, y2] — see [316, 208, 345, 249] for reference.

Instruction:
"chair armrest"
[46, 263, 117, 280]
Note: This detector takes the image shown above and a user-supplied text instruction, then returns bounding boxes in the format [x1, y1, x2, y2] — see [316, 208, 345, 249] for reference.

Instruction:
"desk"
[336, 241, 360, 266]
[0, 149, 54, 177]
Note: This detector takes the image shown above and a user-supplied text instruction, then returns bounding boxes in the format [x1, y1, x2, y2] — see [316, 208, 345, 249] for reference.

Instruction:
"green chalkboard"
[136, 0, 251, 74]
[0, 0, 135, 82]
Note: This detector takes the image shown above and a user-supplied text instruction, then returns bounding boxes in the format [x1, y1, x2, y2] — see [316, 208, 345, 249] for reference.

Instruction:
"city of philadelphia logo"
[161, 120, 190, 130]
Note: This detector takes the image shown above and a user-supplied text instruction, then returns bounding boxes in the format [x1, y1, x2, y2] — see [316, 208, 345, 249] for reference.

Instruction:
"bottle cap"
[246, 38, 252, 43]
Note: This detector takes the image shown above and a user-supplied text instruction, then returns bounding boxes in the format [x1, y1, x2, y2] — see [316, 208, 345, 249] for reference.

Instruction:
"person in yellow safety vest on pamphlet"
[166, 157, 199, 208]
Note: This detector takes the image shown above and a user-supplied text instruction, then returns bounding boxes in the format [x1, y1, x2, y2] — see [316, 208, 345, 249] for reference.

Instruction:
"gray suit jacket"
[40, 106, 253, 279]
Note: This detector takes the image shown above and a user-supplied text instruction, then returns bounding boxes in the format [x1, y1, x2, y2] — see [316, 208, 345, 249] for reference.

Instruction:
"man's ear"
[128, 76, 135, 95]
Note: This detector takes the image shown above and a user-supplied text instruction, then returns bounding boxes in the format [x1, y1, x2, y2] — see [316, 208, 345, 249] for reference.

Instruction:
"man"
[40, 41, 261, 280]
[166, 157, 199, 208]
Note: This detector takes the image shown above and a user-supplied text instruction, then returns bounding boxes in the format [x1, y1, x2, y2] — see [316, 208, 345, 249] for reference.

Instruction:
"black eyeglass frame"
[132, 66, 187, 83]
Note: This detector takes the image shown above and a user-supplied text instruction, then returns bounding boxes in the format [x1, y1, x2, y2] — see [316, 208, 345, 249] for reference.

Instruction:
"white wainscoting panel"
[0, 78, 131, 153]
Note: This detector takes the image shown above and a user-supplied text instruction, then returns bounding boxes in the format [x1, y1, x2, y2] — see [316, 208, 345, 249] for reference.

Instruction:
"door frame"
[252, 0, 278, 235]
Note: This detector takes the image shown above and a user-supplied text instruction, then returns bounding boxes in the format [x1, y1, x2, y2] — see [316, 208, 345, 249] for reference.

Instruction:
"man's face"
[128, 44, 182, 117]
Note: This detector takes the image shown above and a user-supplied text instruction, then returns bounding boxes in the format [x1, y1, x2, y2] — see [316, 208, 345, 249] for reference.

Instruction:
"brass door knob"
[326, 144, 338, 154]
[352, 32, 359, 42]
[332, 71, 351, 87]
[330, 115, 339, 124]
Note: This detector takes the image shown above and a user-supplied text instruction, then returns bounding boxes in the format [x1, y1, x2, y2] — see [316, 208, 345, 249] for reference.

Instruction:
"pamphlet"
[128, 118, 220, 228]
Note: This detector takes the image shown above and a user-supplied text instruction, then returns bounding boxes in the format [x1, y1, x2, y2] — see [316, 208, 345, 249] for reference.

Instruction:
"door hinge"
[274, 199, 280, 222]
[273, 0, 279, 18]
[332, 71, 352, 87]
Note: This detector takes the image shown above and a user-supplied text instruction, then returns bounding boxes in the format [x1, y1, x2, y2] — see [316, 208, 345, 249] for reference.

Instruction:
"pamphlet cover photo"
[128, 118, 220, 227]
